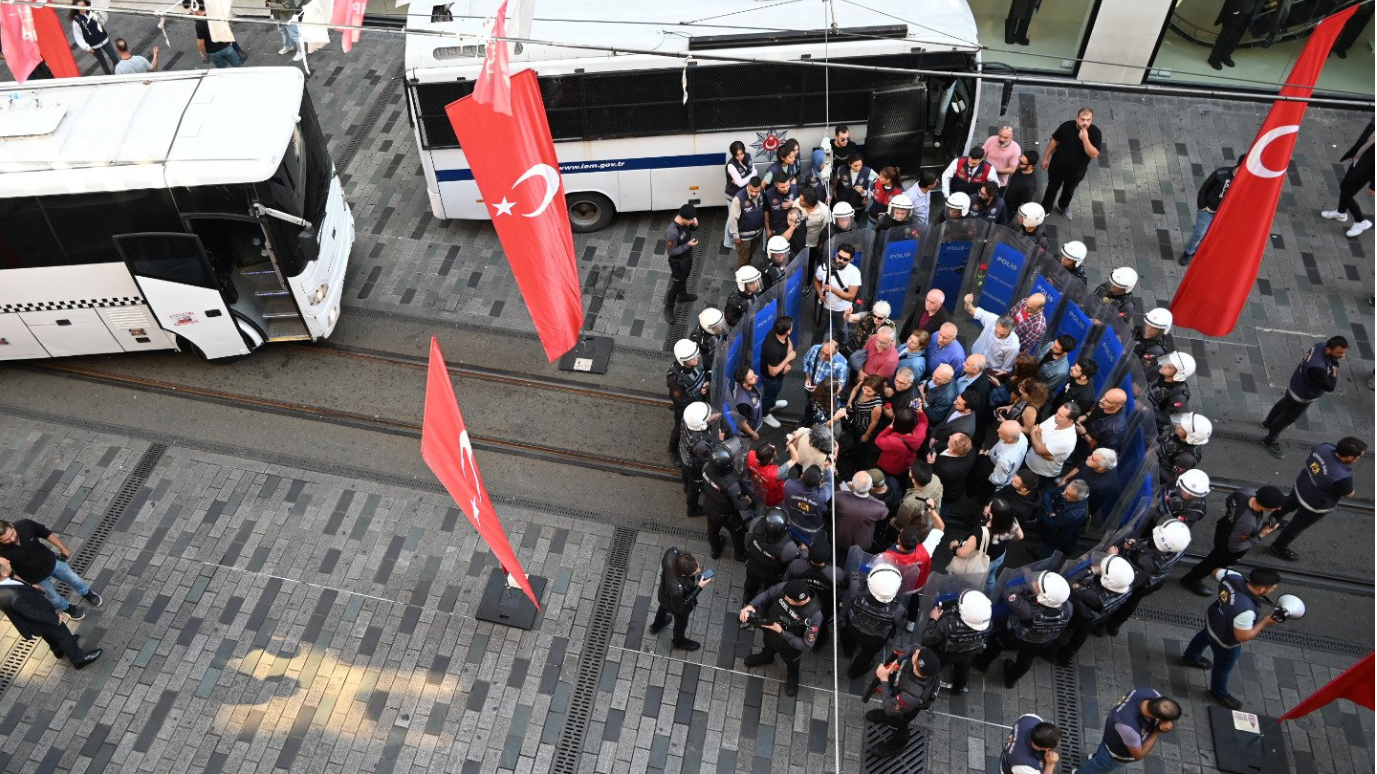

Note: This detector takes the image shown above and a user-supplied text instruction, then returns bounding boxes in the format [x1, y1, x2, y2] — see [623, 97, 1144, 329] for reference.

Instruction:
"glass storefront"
[1148, 0, 1374, 98]
[968, 0, 1101, 73]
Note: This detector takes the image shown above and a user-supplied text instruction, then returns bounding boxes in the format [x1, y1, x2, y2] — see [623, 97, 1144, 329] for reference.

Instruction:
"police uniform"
[1132, 326, 1176, 374]
[1019, 225, 1051, 253]
[869, 645, 941, 756]
[724, 289, 759, 328]
[677, 422, 714, 516]
[1053, 569, 1135, 666]
[1262, 341, 1341, 445]
[1149, 488, 1208, 535]
[1101, 539, 1186, 635]
[762, 257, 789, 292]
[1063, 262, 1089, 284]
[731, 187, 768, 268]
[702, 462, 755, 561]
[666, 363, 708, 459]
[743, 581, 822, 694]
[664, 218, 697, 306]
[1000, 714, 1055, 774]
[1093, 282, 1137, 325]
[974, 589, 1071, 687]
[743, 519, 801, 600]
[1181, 570, 1263, 700]
[840, 589, 905, 678]
[1270, 443, 1356, 555]
[1095, 687, 1167, 768]
[731, 380, 764, 437]
[784, 554, 847, 646]
[922, 608, 991, 693]
[834, 164, 875, 212]
[650, 547, 703, 646]
[1145, 376, 1189, 433]
[1155, 428, 1203, 491]
[782, 478, 831, 547]
[763, 183, 799, 240]
[689, 327, 726, 373]
[1178, 489, 1268, 588]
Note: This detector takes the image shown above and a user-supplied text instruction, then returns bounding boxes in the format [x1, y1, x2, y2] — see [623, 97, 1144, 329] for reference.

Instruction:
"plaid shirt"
[1011, 302, 1047, 355]
[803, 344, 850, 390]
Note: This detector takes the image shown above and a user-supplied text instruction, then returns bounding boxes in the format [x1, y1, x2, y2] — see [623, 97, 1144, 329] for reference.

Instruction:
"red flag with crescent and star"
[445, 68, 583, 362]
[421, 337, 541, 609]
[1169, 5, 1358, 336]
[1278, 652, 1374, 721]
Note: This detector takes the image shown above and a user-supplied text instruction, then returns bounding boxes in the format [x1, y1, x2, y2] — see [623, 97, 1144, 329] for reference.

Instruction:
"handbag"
[947, 526, 990, 576]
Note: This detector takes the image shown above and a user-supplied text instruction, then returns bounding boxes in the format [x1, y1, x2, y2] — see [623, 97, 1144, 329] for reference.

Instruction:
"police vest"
[702, 468, 751, 518]
[763, 261, 787, 291]
[1294, 443, 1351, 513]
[1009, 596, 1072, 644]
[689, 328, 725, 371]
[724, 290, 756, 328]
[764, 187, 797, 232]
[732, 382, 763, 430]
[679, 428, 713, 469]
[890, 656, 940, 717]
[1207, 572, 1261, 648]
[725, 158, 752, 197]
[951, 159, 993, 196]
[1133, 329, 1175, 372]
[847, 594, 901, 638]
[1072, 577, 1132, 624]
[1288, 342, 1337, 403]
[745, 528, 792, 578]
[1155, 435, 1201, 475]
[942, 616, 989, 654]
[784, 485, 829, 540]
[735, 188, 767, 238]
[763, 595, 820, 655]
[667, 365, 706, 410]
[1146, 380, 1189, 414]
[795, 564, 841, 613]
[1001, 714, 1050, 774]
[1132, 544, 1184, 590]
[1155, 489, 1207, 527]
[1103, 688, 1162, 762]
[1064, 263, 1088, 283]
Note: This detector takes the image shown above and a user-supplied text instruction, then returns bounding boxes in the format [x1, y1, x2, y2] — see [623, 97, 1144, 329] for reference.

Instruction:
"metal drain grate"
[1051, 663, 1083, 774]
[0, 441, 166, 699]
[550, 526, 637, 774]
[337, 67, 401, 173]
[639, 520, 701, 540]
[859, 724, 927, 774]
[1135, 607, 1368, 657]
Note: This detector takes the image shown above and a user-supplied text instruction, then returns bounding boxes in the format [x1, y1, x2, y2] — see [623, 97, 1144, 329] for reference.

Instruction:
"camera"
[740, 612, 765, 630]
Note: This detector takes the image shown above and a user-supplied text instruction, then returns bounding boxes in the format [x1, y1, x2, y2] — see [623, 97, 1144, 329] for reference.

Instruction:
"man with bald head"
[902, 288, 953, 341]
[1071, 387, 1129, 468]
[969, 419, 1030, 503]
[926, 322, 967, 379]
[860, 326, 900, 381]
[1010, 293, 1048, 355]
[921, 363, 958, 425]
[835, 471, 890, 554]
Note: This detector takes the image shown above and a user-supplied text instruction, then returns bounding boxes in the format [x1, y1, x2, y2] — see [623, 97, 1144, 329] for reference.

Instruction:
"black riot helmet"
[762, 507, 788, 541]
[709, 446, 734, 474]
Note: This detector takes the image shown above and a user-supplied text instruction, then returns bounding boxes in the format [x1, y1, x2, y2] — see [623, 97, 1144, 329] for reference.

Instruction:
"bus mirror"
[298, 227, 320, 264]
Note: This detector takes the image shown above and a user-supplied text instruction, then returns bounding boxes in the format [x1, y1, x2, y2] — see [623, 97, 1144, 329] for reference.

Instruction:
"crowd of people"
[655, 117, 1363, 760]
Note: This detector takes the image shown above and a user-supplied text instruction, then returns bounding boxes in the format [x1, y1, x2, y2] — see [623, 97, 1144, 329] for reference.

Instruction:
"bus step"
[267, 320, 311, 341]
[261, 298, 299, 317]
[254, 289, 292, 298]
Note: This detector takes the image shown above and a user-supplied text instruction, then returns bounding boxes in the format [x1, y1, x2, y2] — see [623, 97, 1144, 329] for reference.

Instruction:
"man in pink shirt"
[982, 125, 1023, 188]
[860, 326, 900, 381]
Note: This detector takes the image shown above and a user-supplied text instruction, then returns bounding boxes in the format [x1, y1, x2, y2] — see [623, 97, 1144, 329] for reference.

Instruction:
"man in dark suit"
[901, 289, 953, 342]
[1208, 0, 1259, 70]
[0, 558, 101, 668]
[1321, 119, 1374, 239]
[928, 389, 979, 452]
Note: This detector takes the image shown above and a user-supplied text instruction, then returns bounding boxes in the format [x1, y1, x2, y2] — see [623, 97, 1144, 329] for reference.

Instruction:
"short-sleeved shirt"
[195, 20, 232, 53]
[114, 55, 152, 75]
[0, 519, 59, 583]
[761, 334, 790, 380]
[814, 263, 862, 313]
[1049, 120, 1104, 174]
[1024, 417, 1077, 477]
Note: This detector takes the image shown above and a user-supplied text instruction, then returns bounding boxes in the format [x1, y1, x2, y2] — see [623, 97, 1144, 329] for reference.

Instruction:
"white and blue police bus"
[403, 0, 981, 231]
[0, 68, 354, 362]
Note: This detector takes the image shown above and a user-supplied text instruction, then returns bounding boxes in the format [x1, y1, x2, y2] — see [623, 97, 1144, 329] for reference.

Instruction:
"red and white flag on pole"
[473, 0, 512, 116]
[0, 2, 41, 83]
[421, 337, 541, 609]
[33, 3, 79, 78]
[1278, 652, 1374, 721]
[446, 68, 584, 362]
[330, 0, 367, 52]
[1169, 6, 1359, 336]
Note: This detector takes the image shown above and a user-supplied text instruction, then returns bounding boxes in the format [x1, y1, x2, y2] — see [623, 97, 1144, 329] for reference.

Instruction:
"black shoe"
[846, 663, 868, 679]
[677, 292, 699, 303]
[83, 591, 104, 607]
[648, 621, 664, 635]
[1016, 37, 1030, 45]
[1090, 625, 1107, 638]
[1268, 545, 1300, 562]
[743, 652, 773, 668]
[1178, 253, 1193, 266]
[1059, 207, 1073, 221]
[1221, 56, 1236, 67]
[733, 550, 747, 563]
[1178, 655, 1211, 669]
[1181, 578, 1212, 597]
[72, 648, 102, 670]
[785, 676, 799, 697]
[865, 708, 889, 723]
[672, 639, 702, 652]
[687, 505, 704, 518]
[941, 681, 968, 695]
[1103, 624, 1121, 637]
[1263, 441, 1284, 459]
[65, 607, 85, 621]
[1209, 690, 1242, 709]
[1208, 59, 1223, 70]
[1003, 661, 1019, 689]
[874, 732, 908, 757]
[709, 544, 723, 560]
[1336, 49, 1349, 59]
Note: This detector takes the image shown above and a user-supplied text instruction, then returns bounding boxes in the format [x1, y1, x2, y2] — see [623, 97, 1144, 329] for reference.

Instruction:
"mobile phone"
[701, 569, 716, 580]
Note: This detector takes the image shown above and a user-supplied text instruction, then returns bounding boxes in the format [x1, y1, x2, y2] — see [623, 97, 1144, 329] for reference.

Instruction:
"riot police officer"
[702, 446, 755, 561]
[1059, 241, 1089, 284]
[939, 191, 972, 224]
[740, 578, 822, 697]
[974, 570, 1072, 688]
[873, 194, 914, 234]
[676, 402, 716, 518]
[667, 339, 709, 459]
[1145, 352, 1194, 433]
[1098, 521, 1191, 637]
[1051, 556, 1137, 666]
[999, 715, 1062, 774]
[724, 265, 764, 328]
[784, 540, 847, 648]
[1132, 308, 1176, 374]
[867, 644, 941, 757]
[743, 507, 801, 600]
[1148, 468, 1210, 537]
[840, 564, 906, 678]
[1012, 202, 1051, 252]
[1093, 267, 1138, 325]
[689, 308, 727, 371]
[922, 589, 992, 694]
[1156, 412, 1210, 490]
[761, 236, 792, 292]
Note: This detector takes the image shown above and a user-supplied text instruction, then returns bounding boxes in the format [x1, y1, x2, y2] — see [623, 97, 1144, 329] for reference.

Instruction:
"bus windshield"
[255, 91, 332, 277]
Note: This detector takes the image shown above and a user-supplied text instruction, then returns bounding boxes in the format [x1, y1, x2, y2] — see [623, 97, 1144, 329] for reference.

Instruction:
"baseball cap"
[678, 204, 698, 220]
[913, 646, 941, 675]
[1255, 486, 1286, 509]
[783, 579, 811, 602]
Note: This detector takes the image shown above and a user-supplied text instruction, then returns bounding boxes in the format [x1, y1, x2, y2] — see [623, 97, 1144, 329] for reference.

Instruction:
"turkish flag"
[1279, 652, 1374, 721]
[33, 5, 78, 79]
[473, 0, 511, 116]
[330, 0, 367, 52]
[1169, 5, 1358, 337]
[446, 69, 583, 362]
[421, 337, 541, 609]
[0, 3, 41, 83]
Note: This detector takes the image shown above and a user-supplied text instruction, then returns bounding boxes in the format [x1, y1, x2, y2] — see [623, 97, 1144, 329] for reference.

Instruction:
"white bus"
[0, 67, 354, 362]
[404, 0, 981, 231]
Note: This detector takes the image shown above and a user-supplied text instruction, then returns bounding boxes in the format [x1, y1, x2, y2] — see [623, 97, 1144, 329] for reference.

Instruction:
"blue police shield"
[974, 239, 1035, 317]
[783, 249, 807, 347]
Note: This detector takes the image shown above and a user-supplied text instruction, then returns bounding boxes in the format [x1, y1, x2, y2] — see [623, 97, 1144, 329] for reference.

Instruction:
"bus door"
[184, 215, 310, 342]
[864, 85, 928, 174]
[113, 233, 251, 360]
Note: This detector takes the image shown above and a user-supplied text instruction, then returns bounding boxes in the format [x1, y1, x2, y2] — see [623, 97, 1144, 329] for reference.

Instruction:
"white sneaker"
[773, 400, 788, 409]
[761, 414, 781, 429]
[292, 51, 305, 61]
[905, 621, 915, 632]
[1347, 220, 1373, 238]
[1321, 210, 1349, 222]
[278, 46, 293, 55]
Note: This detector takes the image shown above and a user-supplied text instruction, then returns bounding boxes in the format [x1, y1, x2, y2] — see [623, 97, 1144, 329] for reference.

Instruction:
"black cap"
[783, 579, 811, 602]
[679, 204, 698, 220]
[912, 646, 941, 675]
[807, 541, 832, 564]
[1255, 486, 1286, 509]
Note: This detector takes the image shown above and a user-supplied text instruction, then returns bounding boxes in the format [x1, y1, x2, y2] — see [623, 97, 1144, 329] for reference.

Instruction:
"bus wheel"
[566, 192, 614, 232]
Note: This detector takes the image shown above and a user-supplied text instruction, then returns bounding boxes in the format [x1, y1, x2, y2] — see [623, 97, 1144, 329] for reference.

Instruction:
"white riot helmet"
[946, 192, 972, 217]
[683, 401, 711, 432]
[1275, 594, 1306, 621]
[1110, 267, 1139, 293]
[872, 300, 892, 320]
[887, 194, 913, 220]
[735, 265, 763, 294]
[1144, 307, 1173, 333]
[1017, 202, 1046, 228]
[867, 564, 904, 603]
[1152, 520, 1192, 554]
[1178, 412, 1212, 445]
[1035, 572, 1071, 607]
[673, 338, 700, 366]
[767, 236, 792, 260]
[958, 589, 992, 631]
[1060, 241, 1087, 267]
[1162, 352, 1196, 383]
[1100, 555, 1136, 594]
[832, 201, 856, 226]
[697, 308, 724, 334]
[1176, 468, 1211, 497]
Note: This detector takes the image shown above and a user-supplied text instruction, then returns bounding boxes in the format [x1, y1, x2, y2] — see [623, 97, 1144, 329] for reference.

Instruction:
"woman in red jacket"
[746, 442, 796, 508]
[873, 407, 928, 477]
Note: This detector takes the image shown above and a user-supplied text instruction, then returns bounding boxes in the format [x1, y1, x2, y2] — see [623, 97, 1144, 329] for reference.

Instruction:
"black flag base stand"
[557, 335, 614, 374]
[475, 568, 547, 630]
[1207, 705, 1290, 774]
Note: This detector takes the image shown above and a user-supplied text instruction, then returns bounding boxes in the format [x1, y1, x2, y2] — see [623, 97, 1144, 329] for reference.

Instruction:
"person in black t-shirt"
[760, 317, 796, 429]
[1039, 108, 1103, 220]
[1004, 150, 1039, 215]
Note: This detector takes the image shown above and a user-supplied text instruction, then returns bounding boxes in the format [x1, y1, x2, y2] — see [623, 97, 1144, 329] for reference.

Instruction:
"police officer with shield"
[667, 339, 709, 459]
[689, 308, 727, 372]
[725, 266, 764, 328]
[761, 236, 793, 292]
[866, 644, 942, 757]
[1132, 308, 1176, 374]
[740, 578, 822, 697]
[742, 507, 801, 600]
[1098, 521, 1191, 637]
[840, 563, 906, 678]
[1156, 412, 1211, 491]
[974, 570, 1072, 688]
[922, 588, 993, 694]
[676, 402, 717, 519]
[1146, 469, 1209, 537]
[702, 447, 755, 561]
[1051, 556, 1137, 666]
[1145, 352, 1194, 433]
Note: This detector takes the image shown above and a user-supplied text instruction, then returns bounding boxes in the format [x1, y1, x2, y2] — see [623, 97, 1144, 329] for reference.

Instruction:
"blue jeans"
[278, 22, 299, 48]
[984, 552, 1006, 597]
[1184, 627, 1242, 697]
[761, 376, 785, 417]
[1183, 209, 1214, 256]
[38, 560, 91, 612]
[1076, 740, 1127, 774]
[209, 46, 243, 68]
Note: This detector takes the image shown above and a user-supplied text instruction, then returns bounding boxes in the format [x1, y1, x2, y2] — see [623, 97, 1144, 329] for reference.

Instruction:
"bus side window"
[116, 233, 218, 289]
[0, 197, 66, 269]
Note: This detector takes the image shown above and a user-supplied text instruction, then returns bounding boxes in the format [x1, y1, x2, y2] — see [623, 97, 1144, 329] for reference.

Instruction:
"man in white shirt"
[901, 171, 940, 226]
[113, 38, 158, 75]
[1023, 403, 1080, 481]
[963, 293, 1020, 374]
[813, 243, 862, 344]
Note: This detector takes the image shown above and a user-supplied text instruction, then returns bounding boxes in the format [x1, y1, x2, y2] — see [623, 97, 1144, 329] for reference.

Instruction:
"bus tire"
[566, 192, 614, 233]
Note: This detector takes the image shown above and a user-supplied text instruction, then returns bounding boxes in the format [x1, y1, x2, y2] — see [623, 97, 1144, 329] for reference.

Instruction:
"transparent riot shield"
[1043, 273, 1102, 365]
[782, 248, 808, 349]
[844, 546, 928, 615]
[924, 218, 991, 316]
[748, 294, 779, 379]
[914, 571, 982, 648]
[990, 553, 1066, 623]
[823, 227, 876, 285]
[712, 323, 750, 438]
[868, 223, 929, 318]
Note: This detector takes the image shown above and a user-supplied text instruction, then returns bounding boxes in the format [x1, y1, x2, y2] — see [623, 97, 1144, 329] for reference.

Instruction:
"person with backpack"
[922, 589, 992, 695]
